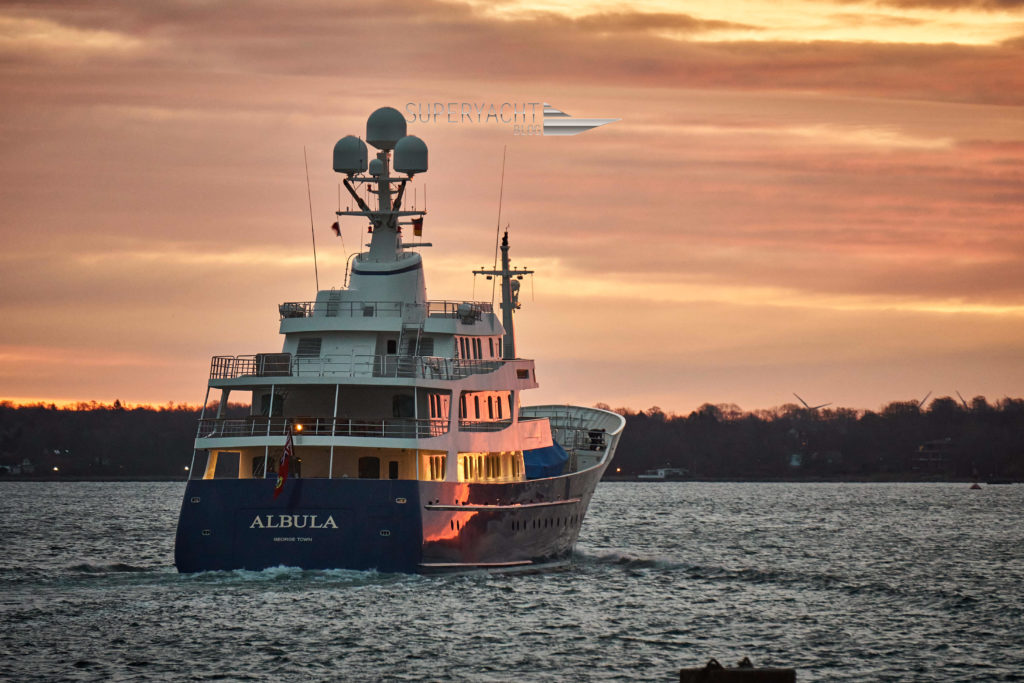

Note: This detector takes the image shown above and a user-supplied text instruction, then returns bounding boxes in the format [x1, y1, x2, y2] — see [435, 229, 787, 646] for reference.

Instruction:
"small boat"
[174, 107, 626, 573]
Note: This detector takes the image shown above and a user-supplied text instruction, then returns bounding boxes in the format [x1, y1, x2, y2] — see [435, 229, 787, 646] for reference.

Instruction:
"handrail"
[278, 299, 493, 321]
[196, 417, 448, 439]
[210, 354, 508, 381]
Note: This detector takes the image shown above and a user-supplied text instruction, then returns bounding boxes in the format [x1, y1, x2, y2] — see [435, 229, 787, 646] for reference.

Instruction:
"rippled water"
[1, 482, 1021, 681]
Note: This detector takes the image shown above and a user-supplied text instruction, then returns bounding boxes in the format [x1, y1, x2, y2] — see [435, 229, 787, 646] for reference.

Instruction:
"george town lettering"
[249, 514, 338, 530]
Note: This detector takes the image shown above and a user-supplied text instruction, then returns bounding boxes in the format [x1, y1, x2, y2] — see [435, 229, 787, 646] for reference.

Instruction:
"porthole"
[190, 497, 201, 503]
[380, 529, 391, 537]
[201, 529, 211, 536]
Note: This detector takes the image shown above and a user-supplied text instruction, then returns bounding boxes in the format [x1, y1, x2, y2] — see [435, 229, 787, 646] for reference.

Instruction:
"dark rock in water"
[680, 658, 796, 683]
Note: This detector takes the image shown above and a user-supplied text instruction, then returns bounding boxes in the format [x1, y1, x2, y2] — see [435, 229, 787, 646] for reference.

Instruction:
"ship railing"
[426, 300, 493, 319]
[278, 300, 406, 320]
[458, 418, 514, 433]
[196, 417, 449, 439]
[277, 299, 493, 321]
[543, 414, 609, 453]
[210, 354, 505, 381]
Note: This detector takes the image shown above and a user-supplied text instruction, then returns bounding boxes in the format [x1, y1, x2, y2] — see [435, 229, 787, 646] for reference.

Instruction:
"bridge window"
[489, 338, 494, 357]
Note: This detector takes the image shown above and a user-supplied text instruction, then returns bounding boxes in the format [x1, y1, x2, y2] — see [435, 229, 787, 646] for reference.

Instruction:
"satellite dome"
[366, 107, 407, 151]
[368, 158, 385, 177]
[394, 135, 428, 175]
[332, 135, 368, 175]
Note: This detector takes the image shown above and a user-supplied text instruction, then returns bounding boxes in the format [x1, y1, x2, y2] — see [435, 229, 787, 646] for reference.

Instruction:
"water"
[1, 482, 1021, 682]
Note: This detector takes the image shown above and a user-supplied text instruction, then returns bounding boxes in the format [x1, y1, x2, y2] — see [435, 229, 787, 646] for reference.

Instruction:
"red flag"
[273, 429, 294, 499]
[412, 217, 423, 237]
[331, 221, 340, 236]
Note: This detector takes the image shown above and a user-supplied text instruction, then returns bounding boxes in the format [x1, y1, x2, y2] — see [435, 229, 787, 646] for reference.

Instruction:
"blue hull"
[174, 466, 606, 574]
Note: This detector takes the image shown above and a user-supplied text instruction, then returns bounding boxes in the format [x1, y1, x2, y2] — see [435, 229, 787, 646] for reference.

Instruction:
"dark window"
[489, 338, 494, 357]
[474, 395, 480, 418]
[388, 461, 399, 479]
[358, 457, 380, 479]
[487, 396, 494, 419]
[419, 338, 434, 356]
[516, 369, 529, 379]
[386, 339, 397, 354]
[393, 394, 414, 418]
[212, 451, 240, 479]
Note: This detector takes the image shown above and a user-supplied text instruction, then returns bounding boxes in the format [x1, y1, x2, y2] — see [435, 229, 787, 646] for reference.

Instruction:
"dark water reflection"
[1, 481, 1020, 681]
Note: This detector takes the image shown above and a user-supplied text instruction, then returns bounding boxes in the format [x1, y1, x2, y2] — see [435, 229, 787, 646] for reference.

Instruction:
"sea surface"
[1, 482, 1021, 682]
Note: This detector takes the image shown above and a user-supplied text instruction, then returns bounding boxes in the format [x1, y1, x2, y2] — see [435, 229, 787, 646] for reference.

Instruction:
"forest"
[1, 396, 1021, 480]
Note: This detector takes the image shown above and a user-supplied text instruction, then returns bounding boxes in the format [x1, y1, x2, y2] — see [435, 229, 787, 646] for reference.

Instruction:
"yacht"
[174, 107, 625, 573]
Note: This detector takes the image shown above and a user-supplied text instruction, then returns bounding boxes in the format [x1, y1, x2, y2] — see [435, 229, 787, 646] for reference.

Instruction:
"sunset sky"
[1, 0, 1023, 414]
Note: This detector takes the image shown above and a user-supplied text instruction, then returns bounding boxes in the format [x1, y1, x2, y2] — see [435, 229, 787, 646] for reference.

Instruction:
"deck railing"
[277, 299, 492, 321]
[210, 354, 505, 381]
[458, 419, 514, 433]
[196, 417, 448, 439]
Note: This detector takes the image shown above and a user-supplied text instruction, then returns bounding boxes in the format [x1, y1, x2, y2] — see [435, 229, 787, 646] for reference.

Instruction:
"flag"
[331, 221, 340, 236]
[273, 429, 294, 499]
[412, 217, 423, 236]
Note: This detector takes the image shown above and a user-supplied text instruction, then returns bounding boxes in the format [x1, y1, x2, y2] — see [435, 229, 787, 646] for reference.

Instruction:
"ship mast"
[333, 107, 428, 264]
[474, 232, 534, 360]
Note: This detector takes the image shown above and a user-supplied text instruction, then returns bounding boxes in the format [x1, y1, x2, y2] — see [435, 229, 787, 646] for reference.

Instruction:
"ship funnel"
[332, 135, 368, 175]
[366, 107, 407, 151]
[394, 135, 428, 175]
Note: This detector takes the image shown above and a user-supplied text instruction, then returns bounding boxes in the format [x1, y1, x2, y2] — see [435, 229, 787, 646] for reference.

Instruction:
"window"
[386, 339, 397, 354]
[487, 396, 494, 419]
[388, 461, 399, 480]
[496, 397, 502, 419]
[296, 337, 322, 357]
[474, 338, 482, 359]
[419, 338, 434, 356]
[460, 394, 467, 418]
[474, 395, 480, 419]
[489, 338, 494, 357]
[516, 369, 530, 379]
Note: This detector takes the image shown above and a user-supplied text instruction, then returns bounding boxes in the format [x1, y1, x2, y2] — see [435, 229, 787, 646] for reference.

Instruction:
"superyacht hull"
[174, 449, 609, 574]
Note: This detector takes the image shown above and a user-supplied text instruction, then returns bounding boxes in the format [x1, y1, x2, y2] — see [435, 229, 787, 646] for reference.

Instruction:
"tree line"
[1, 396, 1022, 480]
[603, 396, 1024, 480]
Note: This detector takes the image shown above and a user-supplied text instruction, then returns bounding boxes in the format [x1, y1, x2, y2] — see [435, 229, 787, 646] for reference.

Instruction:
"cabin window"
[419, 338, 434, 356]
[296, 337, 322, 357]
[473, 395, 480, 419]
[516, 369, 529, 379]
[260, 393, 285, 417]
[487, 396, 494, 419]
[488, 338, 494, 357]
[393, 394, 414, 418]
[496, 397, 503, 420]
[497, 339, 502, 357]
[386, 339, 397, 355]
[460, 394, 467, 418]
[388, 461, 399, 480]
[474, 338, 482, 359]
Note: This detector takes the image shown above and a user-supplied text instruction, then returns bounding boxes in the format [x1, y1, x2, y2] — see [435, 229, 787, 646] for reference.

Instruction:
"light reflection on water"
[1, 481, 1021, 681]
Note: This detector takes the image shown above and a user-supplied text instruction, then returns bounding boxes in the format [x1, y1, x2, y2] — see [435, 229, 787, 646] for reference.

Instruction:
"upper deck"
[278, 298, 494, 334]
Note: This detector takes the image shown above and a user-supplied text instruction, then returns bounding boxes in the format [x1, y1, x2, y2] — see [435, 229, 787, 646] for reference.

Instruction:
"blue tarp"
[523, 441, 569, 479]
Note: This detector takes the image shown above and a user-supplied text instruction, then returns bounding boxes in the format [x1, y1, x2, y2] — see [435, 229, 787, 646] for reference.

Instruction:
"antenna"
[304, 146, 319, 291]
[956, 391, 970, 409]
[917, 391, 932, 409]
[492, 146, 507, 304]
